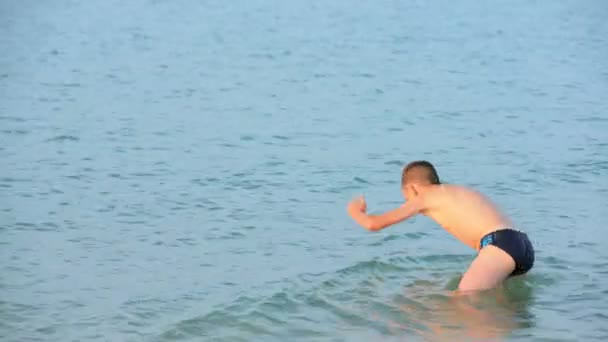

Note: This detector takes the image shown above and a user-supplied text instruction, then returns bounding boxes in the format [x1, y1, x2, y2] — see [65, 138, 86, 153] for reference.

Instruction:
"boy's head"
[401, 160, 440, 200]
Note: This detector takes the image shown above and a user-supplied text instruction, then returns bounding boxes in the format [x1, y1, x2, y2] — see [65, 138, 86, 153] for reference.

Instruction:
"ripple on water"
[158, 257, 530, 341]
[154, 253, 540, 341]
[367, 232, 428, 247]
[45, 135, 80, 142]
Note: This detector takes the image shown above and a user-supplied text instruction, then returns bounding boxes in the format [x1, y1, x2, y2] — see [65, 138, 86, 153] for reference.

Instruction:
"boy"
[347, 160, 534, 291]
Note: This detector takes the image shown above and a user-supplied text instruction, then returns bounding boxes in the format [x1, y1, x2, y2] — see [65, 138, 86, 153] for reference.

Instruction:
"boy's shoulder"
[426, 184, 477, 200]
[434, 183, 473, 192]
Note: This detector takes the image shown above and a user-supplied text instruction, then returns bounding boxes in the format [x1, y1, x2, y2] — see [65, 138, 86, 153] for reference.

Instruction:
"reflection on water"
[383, 277, 535, 340]
[153, 260, 538, 341]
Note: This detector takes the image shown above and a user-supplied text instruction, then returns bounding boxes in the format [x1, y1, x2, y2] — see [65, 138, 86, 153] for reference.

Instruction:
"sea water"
[1, 0, 607, 341]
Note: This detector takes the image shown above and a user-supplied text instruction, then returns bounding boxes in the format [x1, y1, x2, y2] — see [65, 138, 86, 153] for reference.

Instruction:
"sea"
[1, 0, 607, 341]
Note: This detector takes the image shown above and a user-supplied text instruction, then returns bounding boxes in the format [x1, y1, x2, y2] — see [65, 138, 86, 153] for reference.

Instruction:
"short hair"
[401, 160, 440, 186]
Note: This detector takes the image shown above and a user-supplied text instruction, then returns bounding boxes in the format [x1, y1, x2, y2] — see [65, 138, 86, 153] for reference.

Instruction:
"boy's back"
[422, 184, 513, 250]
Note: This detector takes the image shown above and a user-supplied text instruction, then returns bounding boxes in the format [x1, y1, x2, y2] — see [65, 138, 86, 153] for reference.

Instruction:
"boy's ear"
[410, 184, 419, 196]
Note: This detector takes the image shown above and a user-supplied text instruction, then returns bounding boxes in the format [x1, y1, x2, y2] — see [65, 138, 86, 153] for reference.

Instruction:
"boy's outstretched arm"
[347, 196, 423, 232]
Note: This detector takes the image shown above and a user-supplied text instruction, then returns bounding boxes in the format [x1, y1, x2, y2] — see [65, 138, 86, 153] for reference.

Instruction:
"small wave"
[384, 160, 403, 166]
[46, 135, 80, 142]
[0, 177, 30, 183]
[157, 258, 412, 340]
[157, 287, 391, 341]
[368, 234, 402, 247]
[353, 176, 370, 184]
[156, 295, 285, 340]
[336, 259, 408, 276]
[0, 115, 26, 122]
[1, 129, 29, 135]
[368, 232, 428, 247]
[156, 255, 539, 341]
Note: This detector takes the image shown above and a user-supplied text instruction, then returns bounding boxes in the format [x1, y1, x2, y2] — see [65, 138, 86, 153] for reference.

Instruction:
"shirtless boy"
[347, 160, 534, 291]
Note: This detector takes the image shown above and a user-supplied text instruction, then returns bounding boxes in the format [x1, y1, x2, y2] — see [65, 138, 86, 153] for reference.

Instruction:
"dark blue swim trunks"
[480, 229, 535, 276]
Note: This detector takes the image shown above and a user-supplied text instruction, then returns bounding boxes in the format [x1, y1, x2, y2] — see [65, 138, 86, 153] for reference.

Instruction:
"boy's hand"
[347, 196, 367, 214]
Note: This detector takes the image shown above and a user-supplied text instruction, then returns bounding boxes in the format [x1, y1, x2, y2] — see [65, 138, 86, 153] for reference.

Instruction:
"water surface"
[1, 0, 607, 341]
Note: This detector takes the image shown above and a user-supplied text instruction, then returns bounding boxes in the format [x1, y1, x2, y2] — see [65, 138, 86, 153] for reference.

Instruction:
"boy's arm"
[347, 196, 423, 232]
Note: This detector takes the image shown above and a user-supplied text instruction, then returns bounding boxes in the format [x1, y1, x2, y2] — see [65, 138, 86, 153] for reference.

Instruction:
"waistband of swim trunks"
[478, 228, 521, 250]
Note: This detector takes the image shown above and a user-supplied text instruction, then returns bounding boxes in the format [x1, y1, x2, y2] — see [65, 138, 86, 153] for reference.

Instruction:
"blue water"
[1, 0, 607, 341]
